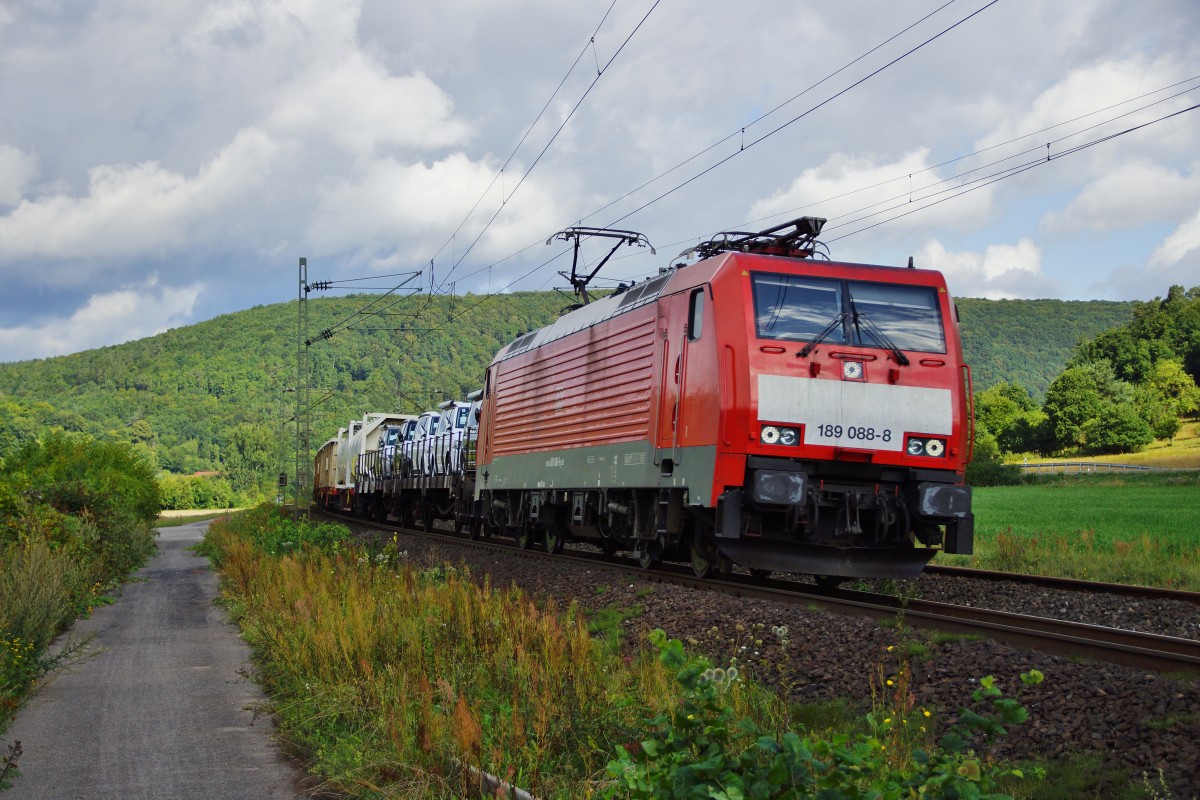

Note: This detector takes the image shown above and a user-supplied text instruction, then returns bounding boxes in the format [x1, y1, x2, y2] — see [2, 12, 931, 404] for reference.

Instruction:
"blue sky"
[1, 0, 1198, 361]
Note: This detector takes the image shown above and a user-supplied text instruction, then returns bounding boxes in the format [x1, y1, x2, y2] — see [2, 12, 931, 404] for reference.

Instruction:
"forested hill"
[955, 298, 1133, 397]
[0, 292, 567, 476]
[0, 291, 1133, 480]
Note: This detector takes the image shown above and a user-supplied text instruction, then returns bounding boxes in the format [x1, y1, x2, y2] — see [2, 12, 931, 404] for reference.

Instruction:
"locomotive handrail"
[962, 364, 974, 463]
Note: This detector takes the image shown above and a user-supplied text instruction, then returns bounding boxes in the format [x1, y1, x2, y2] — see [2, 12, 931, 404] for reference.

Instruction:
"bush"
[605, 631, 1040, 799]
[0, 434, 159, 736]
[197, 504, 349, 562]
[157, 472, 239, 510]
[966, 457, 1023, 487]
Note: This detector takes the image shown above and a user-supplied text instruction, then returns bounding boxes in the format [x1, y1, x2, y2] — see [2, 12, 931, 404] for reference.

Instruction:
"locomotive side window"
[688, 288, 704, 341]
[752, 274, 845, 343]
[847, 282, 946, 353]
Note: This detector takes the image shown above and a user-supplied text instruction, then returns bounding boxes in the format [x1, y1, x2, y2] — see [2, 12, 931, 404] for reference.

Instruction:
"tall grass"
[205, 509, 797, 797]
[207, 507, 1049, 799]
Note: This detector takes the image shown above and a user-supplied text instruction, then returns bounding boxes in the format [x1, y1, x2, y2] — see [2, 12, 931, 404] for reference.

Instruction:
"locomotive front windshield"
[752, 272, 946, 353]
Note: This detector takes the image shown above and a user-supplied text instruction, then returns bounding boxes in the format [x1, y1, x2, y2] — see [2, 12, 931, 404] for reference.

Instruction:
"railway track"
[316, 508, 1200, 674]
[924, 562, 1200, 605]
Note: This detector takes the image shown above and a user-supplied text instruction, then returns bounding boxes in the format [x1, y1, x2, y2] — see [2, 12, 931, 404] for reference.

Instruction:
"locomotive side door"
[656, 288, 709, 469]
[655, 295, 683, 468]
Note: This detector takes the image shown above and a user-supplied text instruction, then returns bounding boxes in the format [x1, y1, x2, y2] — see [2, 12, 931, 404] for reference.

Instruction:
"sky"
[1, 0, 1199, 362]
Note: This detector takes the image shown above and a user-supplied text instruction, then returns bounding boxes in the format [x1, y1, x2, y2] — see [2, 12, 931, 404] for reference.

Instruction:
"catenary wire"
[429, 0, 619, 291]
[578, 0, 966, 225]
[601, 0, 1003, 229]
[435, 0, 662, 291]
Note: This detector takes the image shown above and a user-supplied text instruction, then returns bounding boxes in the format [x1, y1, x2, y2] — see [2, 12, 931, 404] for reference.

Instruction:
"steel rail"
[315, 508, 1200, 673]
[924, 563, 1200, 605]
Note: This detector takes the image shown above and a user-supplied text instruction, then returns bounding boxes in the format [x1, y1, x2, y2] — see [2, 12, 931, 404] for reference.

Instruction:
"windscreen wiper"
[851, 306, 910, 366]
[797, 311, 847, 358]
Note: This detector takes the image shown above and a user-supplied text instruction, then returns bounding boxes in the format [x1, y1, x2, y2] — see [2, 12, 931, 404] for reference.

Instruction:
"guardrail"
[1021, 461, 1165, 474]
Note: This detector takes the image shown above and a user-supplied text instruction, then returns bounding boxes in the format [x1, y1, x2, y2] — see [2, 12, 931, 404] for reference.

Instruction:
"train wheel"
[690, 536, 718, 579]
[544, 524, 565, 555]
[515, 522, 534, 550]
[422, 504, 434, 533]
[468, 516, 481, 541]
[749, 568, 772, 580]
[636, 541, 661, 570]
[815, 575, 844, 589]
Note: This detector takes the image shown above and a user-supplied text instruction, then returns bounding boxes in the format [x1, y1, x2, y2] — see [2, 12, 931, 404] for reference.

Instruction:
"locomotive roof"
[495, 268, 676, 362]
[493, 251, 946, 363]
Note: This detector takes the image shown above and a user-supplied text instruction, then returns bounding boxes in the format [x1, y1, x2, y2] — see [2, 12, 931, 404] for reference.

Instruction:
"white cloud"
[0, 143, 37, 207]
[0, 128, 277, 261]
[266, 54, 472, 156]
[916, 238, 1059, 299]
[749, 149, 996, 236]
[1043, 160, 1200, 232]
[0, 278, 202, 361]
[1149, 208, 1200, 269]
[974, 57, 1191, 153]
[307, 152, 559, 263]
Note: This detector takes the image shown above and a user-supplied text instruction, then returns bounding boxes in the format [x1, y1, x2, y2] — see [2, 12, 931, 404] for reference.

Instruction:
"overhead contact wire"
[602, 0, 1002, 229]
[436, 0, 661, 292]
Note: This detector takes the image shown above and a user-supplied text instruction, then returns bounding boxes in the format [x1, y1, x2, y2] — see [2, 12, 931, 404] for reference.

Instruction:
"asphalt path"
[5, 521, 304, 799]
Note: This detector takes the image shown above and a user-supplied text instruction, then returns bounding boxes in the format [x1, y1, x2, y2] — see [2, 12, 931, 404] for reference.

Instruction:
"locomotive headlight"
[842, 360, 864, 380]
[760, 425, 799, 446]
[906, 437, 947, 457]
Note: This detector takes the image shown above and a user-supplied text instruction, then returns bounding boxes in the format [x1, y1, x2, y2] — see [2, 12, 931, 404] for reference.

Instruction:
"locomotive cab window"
[688, 288, 704, 341]
[752, 274, 845, 343]
[847, 282, 945, 353]
[751, 272, 946, 354]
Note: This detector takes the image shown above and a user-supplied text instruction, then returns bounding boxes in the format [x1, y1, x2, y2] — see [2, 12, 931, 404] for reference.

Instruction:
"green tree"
[999, 408, 1051, 455]
[224, 422, 275, 494]
[1082, 402, 1153, 454]
[1146, 359, 1200, 417]
[1043, 366, 1106, 450]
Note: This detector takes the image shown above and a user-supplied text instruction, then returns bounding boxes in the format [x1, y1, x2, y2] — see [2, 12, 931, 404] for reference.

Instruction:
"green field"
[943, 472, 1200, 589]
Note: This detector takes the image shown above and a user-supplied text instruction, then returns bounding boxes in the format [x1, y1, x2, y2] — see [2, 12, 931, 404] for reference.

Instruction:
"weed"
[0, 740, 21, 791]
[1141, 711, 1200, 731]
[586, 604, 643, 657]
[925, 630, 983, 646]
[605, 630, 1040, 799]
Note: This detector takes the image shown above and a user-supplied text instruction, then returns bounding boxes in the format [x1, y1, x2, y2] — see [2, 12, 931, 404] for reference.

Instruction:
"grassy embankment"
[950, 422, 1200, 589]
[202, 505, 1048, 799]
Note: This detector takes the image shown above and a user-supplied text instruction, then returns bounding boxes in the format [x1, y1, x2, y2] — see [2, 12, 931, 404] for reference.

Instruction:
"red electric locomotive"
[474, 217, 973, 579]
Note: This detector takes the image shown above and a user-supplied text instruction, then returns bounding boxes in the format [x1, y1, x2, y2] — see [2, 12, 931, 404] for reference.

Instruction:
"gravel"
[354, 524, 1200, 798]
